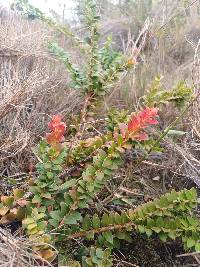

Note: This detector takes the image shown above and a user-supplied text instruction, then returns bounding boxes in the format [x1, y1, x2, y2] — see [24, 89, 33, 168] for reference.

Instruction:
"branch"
[66, 221, 135, 240]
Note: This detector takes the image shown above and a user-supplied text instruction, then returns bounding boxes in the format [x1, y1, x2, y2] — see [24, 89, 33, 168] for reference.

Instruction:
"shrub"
[1, 1, 197, 266]
[1, 104, 199, 266]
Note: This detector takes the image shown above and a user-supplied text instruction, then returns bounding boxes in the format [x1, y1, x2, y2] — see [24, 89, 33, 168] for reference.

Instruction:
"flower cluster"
[119, 107, 159, 141]
[45, 115, 66, 145]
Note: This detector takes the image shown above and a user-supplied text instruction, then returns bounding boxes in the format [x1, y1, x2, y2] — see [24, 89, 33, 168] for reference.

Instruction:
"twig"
[176, 251, 200, 257]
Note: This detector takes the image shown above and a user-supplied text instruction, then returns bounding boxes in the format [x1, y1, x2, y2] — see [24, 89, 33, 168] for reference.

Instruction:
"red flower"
[122, 107, 159, 141]
[45, 115, 66, 145]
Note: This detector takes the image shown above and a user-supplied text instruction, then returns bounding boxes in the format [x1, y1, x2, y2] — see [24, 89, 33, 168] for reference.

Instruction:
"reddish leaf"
[122, 107, 159, 141]
[45, 115, 66, 145]
[37, 249, 55, 260]
[16, 199, 28, 207]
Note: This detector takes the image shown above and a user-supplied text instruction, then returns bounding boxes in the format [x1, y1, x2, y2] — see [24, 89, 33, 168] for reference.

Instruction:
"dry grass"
[100, 0, 200, 107]
[100, 0, 200, 198]
[0, 227, 58, 267]
[171, 40, 200, 188]
[0, 7, 81, 176]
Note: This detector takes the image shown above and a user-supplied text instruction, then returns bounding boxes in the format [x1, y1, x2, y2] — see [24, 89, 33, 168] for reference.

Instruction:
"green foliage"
[21, 141, 68, 260]
[70, 145, 123, 209]
[54, 187, 200, 265]
[82, 247, 113, 267]
[68, 135, 109, 165]
[18, 0, 134, 97]
[48, 36, 131, 97]
[23, 208, 47, 237]
[67, 188, 200, 253]
[48, 43, 87, 91]
[30, 141, 67, 207]
[106, 108, 129, 132]
[143, 76, 193, 108]
[131, 188, 200, 251]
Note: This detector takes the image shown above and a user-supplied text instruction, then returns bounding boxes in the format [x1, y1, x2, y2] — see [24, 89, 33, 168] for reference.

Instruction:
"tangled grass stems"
[0, 228, 57, 267]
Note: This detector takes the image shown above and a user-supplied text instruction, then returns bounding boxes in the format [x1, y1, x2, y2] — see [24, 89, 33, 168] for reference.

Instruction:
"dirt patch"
[115, 234, 196, 267]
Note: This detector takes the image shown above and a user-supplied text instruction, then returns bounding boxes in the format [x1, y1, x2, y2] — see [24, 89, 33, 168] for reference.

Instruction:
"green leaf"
[180, 218, 188, 228]
[156, 217, 164, 227]
[114, 213, 122, 224]
[94, 137, 103, 149]
[29, 228, 39, 235]
[102, 159, 112, 168]
[96, 248, 104, 259]
[49, 218, 59, 228]
[136, 208, 145, 219]
[52, 158, 64, 165]
[1, 196, 14, 207]
[137, 225, 145, 234]
[30, 186, 41, 194]
[167, 190, 178, 202]
[115, 232, 132, 242]
[187, 216, 199, 227]
[103, 231, 113, 244]
[60, 202, 68, 215]
[159, 232, 167, 242]
[145, 228, 153, 237]
[49, 210, 62, 221]
[195, 243, 200, 252]
[92, 214, 101, 228]
[27, 222, 37, 230]
[157, 196, 169, 207]
[151, 227, 161, 233]
[60, 179, 77, 190]
[103, 169, 113, 176]
[78, 200, 89, 209]
[32, 195, 42, 204]
[38, 207, 46, 213]
[64, 195, 74, 206]
[52, 165, 63, 171]
[46, 172, 54, 179]
[187, 238, 196, 248]
[188, 190, 197, 201]
[101, 213, 110, 226]
[107, 162, 119, 170]
[168, 231, 177, 240]
[13, 189, 25, 200]
[95, 170, 104, 181]
[82, 215, 91, 231]
[87, 182, 95, 192]
[23, 217, 35, 225]
[64, 211, 82, 225]
[35, 212, 46, 220]
[37, 221, 47, 230]
[120, 197, 135, 205]
[117, 134, 124, 145]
